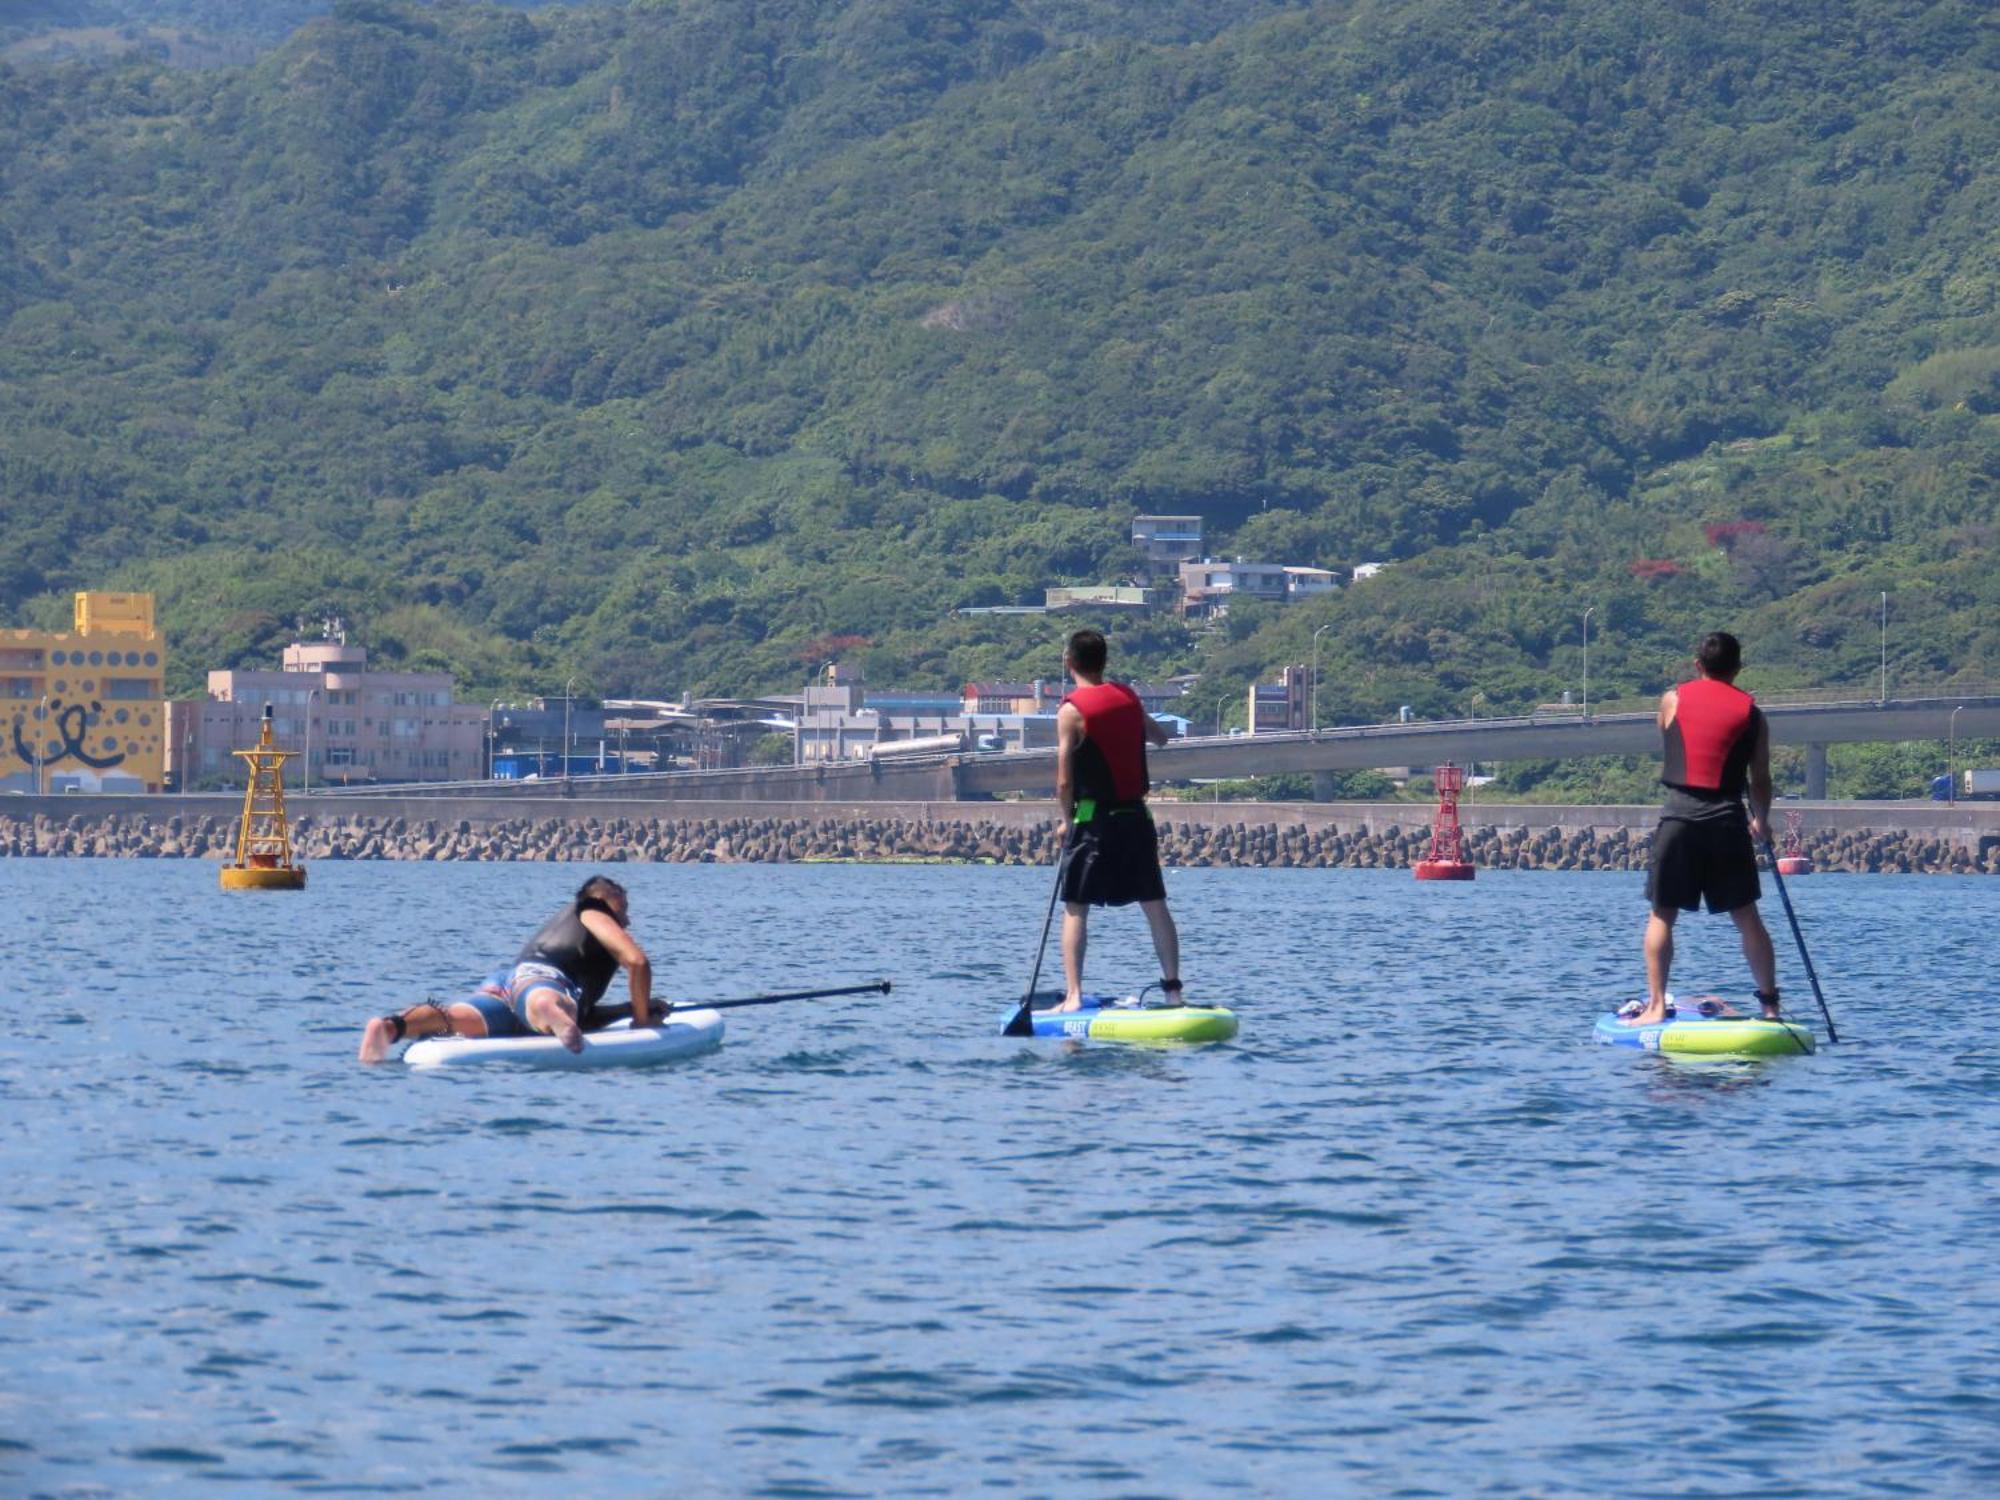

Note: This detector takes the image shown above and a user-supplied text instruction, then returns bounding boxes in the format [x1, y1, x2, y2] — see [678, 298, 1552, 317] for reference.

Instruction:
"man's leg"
[358, 1001, 489, 1064]
[1635, 907, 1678, 1024]
[1139, 899, 1182, 1004]
[1729, 904, 1780, 1016]
[522, 985, 585, 1053]
[1056, 902, 1089, 1011]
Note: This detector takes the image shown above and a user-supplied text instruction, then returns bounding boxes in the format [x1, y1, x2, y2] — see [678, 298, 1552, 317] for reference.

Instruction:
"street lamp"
[798, 660, 834, 765]
[1311, 623, 1332, 735]
[796, 667, 809, 766]
[1949, 705, 1964, 805]
[1880, 591, 1888, 703]
[35, 693, 47, 795]
[1581, 606, 1595, 721]
[562, 676, 576, 781]
[302, 687, 320, 796]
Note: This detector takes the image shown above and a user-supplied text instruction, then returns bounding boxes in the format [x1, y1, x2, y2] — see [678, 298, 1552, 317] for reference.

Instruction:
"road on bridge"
[952, 693, 2000, 798]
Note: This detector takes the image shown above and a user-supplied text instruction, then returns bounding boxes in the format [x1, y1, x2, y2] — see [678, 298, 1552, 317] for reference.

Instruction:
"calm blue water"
[1, 858, 1996, 1497]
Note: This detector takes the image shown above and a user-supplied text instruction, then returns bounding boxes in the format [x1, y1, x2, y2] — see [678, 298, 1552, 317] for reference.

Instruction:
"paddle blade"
[1001, 998, 1036, 1037]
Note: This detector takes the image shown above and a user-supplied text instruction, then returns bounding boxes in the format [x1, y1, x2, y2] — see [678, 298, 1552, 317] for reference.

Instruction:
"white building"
[795, 667, 968, 763]
[1045, 584, 1152, 613]
[799, 666, 1177, 763]
[1282, 566, 1340, 599]
[1179, 559, 1341, 616]
[1132, 515, 1205, 573]
[1179, 559, 1288, 616]
[184, 633, 486, 786]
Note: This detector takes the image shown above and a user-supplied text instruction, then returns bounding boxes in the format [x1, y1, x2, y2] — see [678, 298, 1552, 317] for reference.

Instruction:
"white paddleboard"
[403, 1009, 724, 1071]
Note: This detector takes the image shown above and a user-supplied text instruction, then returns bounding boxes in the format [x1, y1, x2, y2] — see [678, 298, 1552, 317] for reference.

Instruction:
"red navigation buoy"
[1414, 762, 1477, 881]
[1775, 809, 1812, 876]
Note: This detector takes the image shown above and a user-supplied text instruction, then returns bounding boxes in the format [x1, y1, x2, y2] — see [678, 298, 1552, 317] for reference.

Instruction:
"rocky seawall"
[2, 811, 1995, 874]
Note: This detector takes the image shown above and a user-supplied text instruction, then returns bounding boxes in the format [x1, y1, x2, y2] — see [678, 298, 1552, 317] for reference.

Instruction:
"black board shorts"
[1646, 811, 1761, 915]
[1061, 807, 1167, 908]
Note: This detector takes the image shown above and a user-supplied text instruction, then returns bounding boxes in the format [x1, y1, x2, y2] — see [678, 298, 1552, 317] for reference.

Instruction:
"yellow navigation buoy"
[220, 703, 306, 891]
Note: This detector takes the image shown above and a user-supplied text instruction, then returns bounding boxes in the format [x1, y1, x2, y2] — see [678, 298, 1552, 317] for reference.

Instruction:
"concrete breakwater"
[3, 810, 1996, 875]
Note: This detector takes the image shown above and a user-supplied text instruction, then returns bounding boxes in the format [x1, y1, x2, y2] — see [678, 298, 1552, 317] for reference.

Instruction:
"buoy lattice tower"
[220, 703, 306, 891]
[1775, 808, 1812, 876]
[1413, 762, 1476, 881]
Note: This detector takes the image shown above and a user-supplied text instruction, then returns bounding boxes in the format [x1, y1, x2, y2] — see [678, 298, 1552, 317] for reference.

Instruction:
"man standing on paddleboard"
[1632, 632, 1781, 1025]
[1053, 628, 1185, 1011]
[358, 874, 660, 1061]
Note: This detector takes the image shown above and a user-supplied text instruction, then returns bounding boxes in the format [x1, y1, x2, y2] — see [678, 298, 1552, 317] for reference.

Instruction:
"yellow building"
[1, 592, 166, 793]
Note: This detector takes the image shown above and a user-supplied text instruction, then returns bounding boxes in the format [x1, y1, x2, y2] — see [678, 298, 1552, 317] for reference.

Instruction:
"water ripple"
[0, 860, 1993, 1495]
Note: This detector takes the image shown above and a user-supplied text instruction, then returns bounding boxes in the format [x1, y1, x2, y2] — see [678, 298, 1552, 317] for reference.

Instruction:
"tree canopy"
[1, 0, 1995, 799]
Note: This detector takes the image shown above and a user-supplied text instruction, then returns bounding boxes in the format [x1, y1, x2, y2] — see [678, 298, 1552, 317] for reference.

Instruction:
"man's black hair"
[1697, 631, 1743, 679]
[1067, 629, 1108, 675]
[577, 874, 627, 903]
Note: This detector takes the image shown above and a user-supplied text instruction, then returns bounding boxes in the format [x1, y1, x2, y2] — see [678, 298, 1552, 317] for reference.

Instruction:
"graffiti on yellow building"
[1, 592, 166, 792]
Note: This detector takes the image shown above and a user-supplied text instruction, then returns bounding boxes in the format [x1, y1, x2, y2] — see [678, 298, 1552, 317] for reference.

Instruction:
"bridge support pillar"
[1804, 743, 1828, 799]
[1312, 770, 1341, 802]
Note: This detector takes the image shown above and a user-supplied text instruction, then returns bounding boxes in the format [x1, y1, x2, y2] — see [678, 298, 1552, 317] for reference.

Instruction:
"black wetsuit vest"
[516, 898, 622, 1012]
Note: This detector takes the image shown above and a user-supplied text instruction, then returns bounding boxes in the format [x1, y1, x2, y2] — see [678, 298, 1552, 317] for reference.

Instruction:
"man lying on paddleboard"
[358, 874, 661, 1062]
[1630, 632, 1782, 1027]
[1053, 628, 1186, 1011]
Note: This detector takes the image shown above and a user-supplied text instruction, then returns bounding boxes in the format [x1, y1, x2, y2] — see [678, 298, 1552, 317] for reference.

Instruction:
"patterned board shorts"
[462, 962, 583, 1037]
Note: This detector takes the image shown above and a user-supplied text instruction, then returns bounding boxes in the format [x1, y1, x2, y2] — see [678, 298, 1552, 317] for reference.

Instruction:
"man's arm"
[1657, 686, 1677, 732]
[580, 909, 659, 1025]
[1142, 711, 1171, 749]
[1746, 712, 1772, 845]
[1054, 702, 1083, 822]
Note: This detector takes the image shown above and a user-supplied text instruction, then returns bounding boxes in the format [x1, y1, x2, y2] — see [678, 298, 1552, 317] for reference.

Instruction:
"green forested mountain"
[3, 2, 327, 39]
[0, 1, 575, 52]
[2, 0, 1997, 757]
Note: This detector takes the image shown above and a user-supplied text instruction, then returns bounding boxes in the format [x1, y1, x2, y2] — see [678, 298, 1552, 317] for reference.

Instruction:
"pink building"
[184, 637, 486, 787]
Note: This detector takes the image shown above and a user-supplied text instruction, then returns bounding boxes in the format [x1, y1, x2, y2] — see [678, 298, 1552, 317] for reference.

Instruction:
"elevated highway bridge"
[958, 690, 2000, 800]
[326, 689, 2000, 805]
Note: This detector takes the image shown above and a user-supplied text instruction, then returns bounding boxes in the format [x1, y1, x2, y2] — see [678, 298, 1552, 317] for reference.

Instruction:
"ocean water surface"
[1, 857, 1995, 1497]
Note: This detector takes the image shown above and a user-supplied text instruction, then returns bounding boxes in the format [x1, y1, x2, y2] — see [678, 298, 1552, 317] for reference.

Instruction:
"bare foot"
[358, 1018, 398, 1064]
[1053, 993, 1084, 1013]
[1626, 1006, 1668, 1026]
[525, 992, 586, 1052]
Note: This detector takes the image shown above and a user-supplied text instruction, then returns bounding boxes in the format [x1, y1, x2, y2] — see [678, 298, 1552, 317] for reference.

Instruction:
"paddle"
[1003, 833, 1070, 1037]
[593, 980, 890, 1028]
[1762, 838, 1839, 1044]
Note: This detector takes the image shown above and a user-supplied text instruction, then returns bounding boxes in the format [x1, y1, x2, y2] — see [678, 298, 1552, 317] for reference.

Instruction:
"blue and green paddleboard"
[1595, 1002, 1814, 1057]
[1005, 995, 1238, 1043]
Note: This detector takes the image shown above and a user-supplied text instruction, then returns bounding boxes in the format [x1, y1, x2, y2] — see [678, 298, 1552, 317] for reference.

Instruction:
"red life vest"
[1662, 677, 1758, 797]
[1063, 681, 1150, 804]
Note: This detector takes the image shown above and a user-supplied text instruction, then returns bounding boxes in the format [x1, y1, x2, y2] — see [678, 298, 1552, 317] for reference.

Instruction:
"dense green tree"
[0, 0, 1994, 806]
